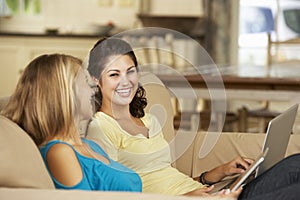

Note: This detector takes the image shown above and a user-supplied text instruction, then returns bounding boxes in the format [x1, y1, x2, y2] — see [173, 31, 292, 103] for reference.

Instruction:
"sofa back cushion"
[0, 115, 55, 189]
[139, 72, 175, 143]
[139, 72, 178, 167]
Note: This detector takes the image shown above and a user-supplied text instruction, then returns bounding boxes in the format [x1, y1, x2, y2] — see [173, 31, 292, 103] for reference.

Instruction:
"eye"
[127, 68, 136, 74]
[109, 73, 119, 77]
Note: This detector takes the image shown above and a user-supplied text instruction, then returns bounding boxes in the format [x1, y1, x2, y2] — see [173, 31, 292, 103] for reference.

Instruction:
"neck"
[42, 126, 83, 146]
[100, 103, 132, 120]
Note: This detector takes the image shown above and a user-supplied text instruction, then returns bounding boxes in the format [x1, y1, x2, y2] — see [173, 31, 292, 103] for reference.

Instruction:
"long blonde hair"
[1, 54, 83, 146]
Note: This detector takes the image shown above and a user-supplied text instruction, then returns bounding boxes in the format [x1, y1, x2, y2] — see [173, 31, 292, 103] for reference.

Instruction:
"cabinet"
[0, 35, 98, 97]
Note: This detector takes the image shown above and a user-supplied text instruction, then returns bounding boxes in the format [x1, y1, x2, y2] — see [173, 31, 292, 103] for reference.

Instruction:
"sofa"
[0, 72, 299, 199]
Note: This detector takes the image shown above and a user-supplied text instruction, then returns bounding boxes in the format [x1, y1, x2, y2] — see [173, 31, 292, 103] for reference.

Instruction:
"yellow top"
[86, 112, 204, 195]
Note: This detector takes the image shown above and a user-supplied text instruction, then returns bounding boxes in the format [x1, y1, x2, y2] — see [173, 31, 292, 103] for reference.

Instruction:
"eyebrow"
[106, 66, 136, 73]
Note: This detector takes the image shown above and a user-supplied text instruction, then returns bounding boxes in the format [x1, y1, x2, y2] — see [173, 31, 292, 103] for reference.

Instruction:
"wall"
[0, 0, 204, 34]
[0, 0, 139, 33]
[147, 0, 203, 15]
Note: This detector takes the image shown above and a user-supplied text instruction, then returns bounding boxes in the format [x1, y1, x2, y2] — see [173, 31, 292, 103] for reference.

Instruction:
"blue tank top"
[39, 138, 142, 192]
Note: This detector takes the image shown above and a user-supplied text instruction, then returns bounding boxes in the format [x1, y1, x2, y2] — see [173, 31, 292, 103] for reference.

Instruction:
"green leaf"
[5, 0, 19, 14]
[25, 0, 40, 14]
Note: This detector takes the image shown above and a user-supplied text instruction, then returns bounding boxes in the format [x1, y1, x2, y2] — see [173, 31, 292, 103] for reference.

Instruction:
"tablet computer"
[230, 148, 269, 192]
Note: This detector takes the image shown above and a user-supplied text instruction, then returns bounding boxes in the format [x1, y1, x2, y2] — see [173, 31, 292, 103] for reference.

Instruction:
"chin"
[113, 100, 131, 106]
[114, 96, 133, 104]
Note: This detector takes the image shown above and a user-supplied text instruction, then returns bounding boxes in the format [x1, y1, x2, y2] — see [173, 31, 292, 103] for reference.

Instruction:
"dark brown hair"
[87, 37, 147, 118]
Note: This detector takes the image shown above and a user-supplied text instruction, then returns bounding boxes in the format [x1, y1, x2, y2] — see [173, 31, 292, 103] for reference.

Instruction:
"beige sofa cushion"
[140, 72, 175, 143]
[175, 131, 300, 177]
[0, 96, 9, 111]
[0, 115, 55, 189]
[140, 72, 177, 166]
[191, 131, 300, 178]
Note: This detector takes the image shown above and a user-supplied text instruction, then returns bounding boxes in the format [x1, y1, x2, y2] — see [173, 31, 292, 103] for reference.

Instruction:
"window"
[0, 0, 10, 16]
[0, 0, 40, 16]
[239, 6, 274, 34]
[284, 9, 300, 34]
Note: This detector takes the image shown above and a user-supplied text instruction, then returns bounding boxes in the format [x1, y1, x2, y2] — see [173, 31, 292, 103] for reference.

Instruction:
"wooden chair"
[240, 33, 300, 133]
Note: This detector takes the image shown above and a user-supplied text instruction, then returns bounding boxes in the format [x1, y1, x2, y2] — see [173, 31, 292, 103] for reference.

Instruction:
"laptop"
[256, 103, 298, 176]
[210, 103, 298, 193]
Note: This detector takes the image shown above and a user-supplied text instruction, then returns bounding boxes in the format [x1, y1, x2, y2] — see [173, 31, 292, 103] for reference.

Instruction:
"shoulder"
[47, 142, 74, 154]
[87, 114, 122, 150]
[46, 142, 77, 164]
[45, 142, 83, 187]
[89, 112, 115, 130]
[87, 113, 106, 136]
[44, 142, 82, 173]
[88, 112, 122, 139]
[93, 111, 109, 122]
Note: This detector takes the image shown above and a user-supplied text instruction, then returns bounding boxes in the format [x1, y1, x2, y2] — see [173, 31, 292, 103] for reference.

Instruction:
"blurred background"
[1, 0, 300, 133]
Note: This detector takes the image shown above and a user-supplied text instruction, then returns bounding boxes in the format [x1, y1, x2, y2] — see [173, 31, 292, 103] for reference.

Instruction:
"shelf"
[137, 14, 205, 35]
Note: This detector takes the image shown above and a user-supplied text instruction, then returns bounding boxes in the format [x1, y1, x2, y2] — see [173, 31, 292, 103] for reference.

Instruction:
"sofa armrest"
[0, 187, 222, 200]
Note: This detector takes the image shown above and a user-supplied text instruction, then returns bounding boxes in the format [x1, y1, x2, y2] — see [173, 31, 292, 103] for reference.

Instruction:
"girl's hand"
[222, 156, 254, 176]
[214, 187, 243, 199]
[185, 185, 242, 199]
[200, 156, 254, 184]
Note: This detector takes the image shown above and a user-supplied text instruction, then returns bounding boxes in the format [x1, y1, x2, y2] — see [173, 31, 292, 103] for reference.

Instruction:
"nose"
[119, 74, 130, 85]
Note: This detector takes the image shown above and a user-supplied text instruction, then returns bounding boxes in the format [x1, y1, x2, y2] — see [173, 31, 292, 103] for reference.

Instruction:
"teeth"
[116, 88, 131, 97]
[116, 88, 130, 93]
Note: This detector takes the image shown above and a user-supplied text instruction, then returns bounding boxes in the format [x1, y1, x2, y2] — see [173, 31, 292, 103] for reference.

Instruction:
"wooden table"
[179, 75, 300, 90]
[156, 64, 300, 102]
[146, 64, 300, 132]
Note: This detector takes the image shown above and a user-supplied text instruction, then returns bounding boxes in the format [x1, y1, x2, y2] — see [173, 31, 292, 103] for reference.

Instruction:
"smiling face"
[99, 54, 139, 111]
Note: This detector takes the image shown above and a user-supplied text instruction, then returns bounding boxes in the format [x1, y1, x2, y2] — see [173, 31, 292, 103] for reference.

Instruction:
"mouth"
[115, 87, 132, 97]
